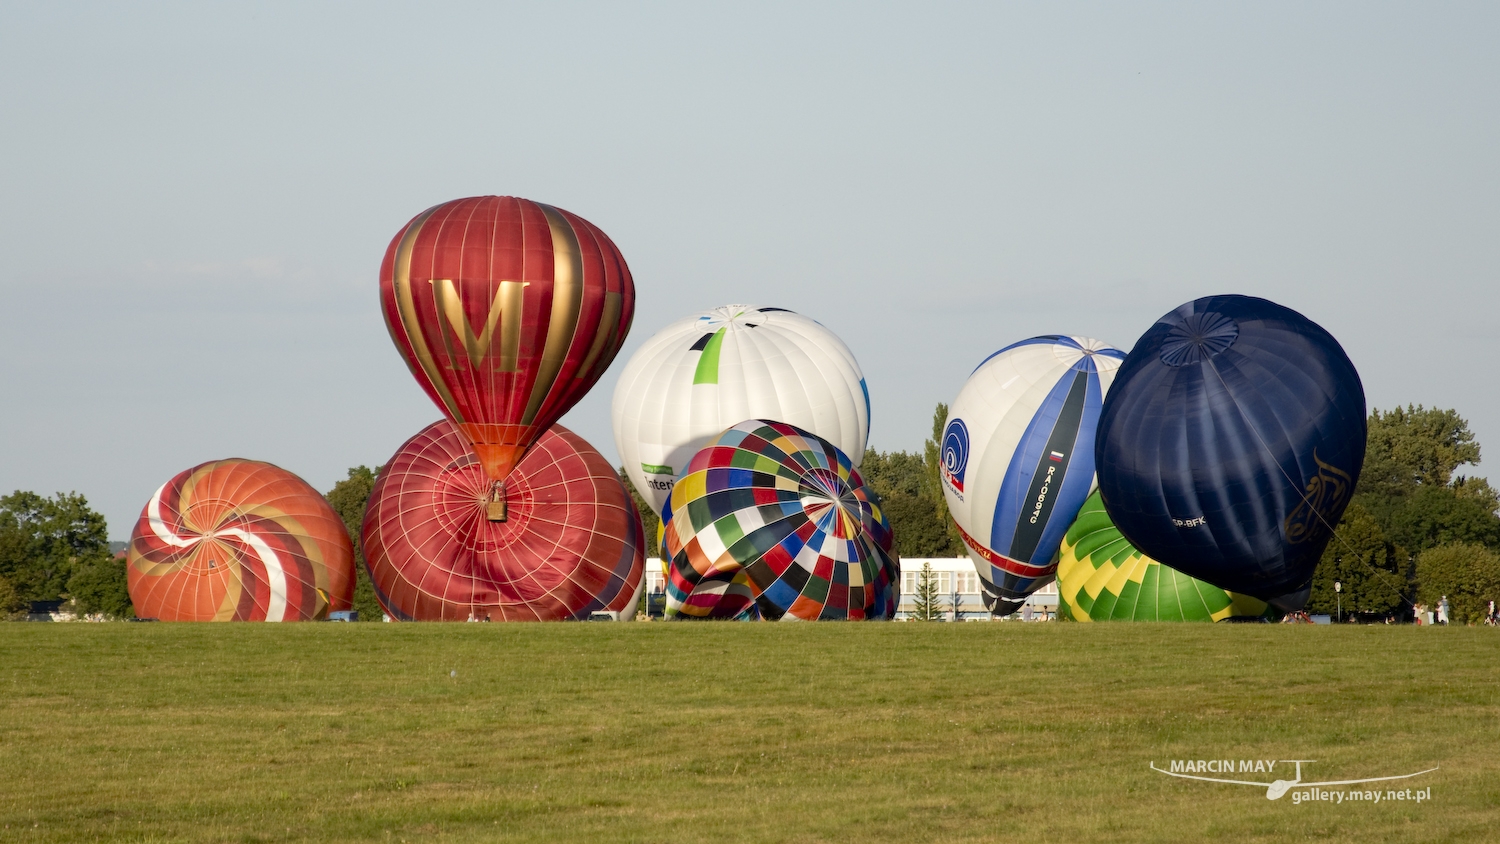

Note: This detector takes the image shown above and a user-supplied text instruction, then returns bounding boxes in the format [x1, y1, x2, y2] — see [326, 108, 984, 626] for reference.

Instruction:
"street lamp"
[1334, 580, 1342, 623]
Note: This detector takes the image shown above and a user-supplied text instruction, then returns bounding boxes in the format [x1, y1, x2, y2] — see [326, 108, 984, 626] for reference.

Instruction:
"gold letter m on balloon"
[433, 279, 528, 372]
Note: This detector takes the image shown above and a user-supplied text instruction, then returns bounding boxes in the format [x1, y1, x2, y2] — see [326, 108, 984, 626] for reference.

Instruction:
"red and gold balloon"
[379, 196, 635, 517]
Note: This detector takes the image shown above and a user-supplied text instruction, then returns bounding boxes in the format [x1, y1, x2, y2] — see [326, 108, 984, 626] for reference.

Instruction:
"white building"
[895, 557, 1057, 621]
[643, 561, 667, 599]
[641, 558, 1057, 621]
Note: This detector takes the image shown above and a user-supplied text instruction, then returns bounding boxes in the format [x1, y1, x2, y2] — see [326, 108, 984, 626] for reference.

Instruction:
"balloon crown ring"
[1160, 312, 1239, 366]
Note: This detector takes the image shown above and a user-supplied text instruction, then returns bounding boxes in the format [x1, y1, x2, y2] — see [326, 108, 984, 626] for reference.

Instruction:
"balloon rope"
[1203, 359, 1415, 612]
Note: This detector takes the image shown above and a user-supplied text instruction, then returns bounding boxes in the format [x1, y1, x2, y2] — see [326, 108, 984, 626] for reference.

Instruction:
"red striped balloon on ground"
[362, 420, 645, 621]
[662, 420, 898, 620]
[380, 196, 635, 520]
[127, 459, 355, 621]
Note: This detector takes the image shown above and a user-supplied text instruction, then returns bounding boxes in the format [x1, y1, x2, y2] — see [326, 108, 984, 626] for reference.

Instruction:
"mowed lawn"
[1, 623, 1497, 843]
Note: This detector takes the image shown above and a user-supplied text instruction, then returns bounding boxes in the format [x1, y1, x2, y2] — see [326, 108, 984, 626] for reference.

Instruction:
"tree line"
[4, 404, 1499, 622]
[0, 491, 132, 619]
[1305, 406, 1500, 622]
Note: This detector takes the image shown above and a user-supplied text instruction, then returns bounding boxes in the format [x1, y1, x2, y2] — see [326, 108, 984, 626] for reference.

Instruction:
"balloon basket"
[487, 482, 507, 522]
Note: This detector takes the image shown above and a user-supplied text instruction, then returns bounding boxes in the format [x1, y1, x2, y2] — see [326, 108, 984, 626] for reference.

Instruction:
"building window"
[901, 569, 955, 594]
[954, 570, 980, 595]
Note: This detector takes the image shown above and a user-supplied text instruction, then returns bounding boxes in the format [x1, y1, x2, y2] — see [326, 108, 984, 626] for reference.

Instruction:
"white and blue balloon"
[941, 336, 1125, 614]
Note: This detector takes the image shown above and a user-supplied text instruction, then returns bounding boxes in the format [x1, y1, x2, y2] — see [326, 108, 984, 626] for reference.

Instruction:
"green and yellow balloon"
[1058, 492, 1275, 622]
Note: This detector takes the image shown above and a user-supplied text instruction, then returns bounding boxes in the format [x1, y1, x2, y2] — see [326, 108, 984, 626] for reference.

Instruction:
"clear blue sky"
[2, 2, 1497, 538]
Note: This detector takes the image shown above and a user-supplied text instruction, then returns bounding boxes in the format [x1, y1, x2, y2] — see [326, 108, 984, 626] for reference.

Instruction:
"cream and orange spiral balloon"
[127, 459, 355, 621]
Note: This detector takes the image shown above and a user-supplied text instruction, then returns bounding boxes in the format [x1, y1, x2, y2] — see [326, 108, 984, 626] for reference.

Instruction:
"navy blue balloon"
[1095, 295, 1365, 600]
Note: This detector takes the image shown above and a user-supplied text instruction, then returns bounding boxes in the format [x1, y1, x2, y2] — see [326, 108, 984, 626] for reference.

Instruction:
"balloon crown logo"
[941, 417, 969, 496]
[1283, 451, 1354, 546]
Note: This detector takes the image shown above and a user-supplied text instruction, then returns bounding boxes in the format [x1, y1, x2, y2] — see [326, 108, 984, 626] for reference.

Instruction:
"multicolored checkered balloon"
[662, 420, 898, 620]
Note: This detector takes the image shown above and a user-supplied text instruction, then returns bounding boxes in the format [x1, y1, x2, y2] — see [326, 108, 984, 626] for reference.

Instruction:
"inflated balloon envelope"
[662, 419, 898, 621]
[127, 459, 355, 622]
[1057, 491, 1275, 622]
[380, 196, 635, 520]
[361, 420, 645, 622]
[1094, 295, 1366, 600]
[612, 304, 870, 521]
[940, 335, 1126, 614]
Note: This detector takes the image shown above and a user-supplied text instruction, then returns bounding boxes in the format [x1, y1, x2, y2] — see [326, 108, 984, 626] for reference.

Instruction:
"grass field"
[1, 623, 1497, 843]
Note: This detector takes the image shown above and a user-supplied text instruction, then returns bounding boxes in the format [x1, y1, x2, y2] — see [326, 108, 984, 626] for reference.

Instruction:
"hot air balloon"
[940, 336, 1126, 614]
[380, 196, 634, 520]
[127, 460, 355, 621]
[1094, 295, 1366, 599]
[612, 305, 869, 520]
[1057, 491, 1273, 622]
[362, 420, 645, 621]
[662, 420, 898, 621]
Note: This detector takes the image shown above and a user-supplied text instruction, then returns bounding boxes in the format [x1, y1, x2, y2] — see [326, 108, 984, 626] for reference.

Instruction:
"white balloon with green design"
[611, 305, 870, 518]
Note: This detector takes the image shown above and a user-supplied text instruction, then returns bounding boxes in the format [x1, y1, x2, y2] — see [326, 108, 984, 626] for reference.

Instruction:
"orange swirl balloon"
[127, 460, 355, 621]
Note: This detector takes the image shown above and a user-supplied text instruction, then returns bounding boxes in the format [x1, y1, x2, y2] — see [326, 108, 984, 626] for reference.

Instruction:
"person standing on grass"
[1438, 596, 1450, 625]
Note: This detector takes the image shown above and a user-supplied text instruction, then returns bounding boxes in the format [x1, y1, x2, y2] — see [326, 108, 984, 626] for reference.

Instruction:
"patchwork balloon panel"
[362, 420, 644, 621]
[127, 459, 355, 622]
[1057, 492, 1273, 622]
[663, 420, 898, 620]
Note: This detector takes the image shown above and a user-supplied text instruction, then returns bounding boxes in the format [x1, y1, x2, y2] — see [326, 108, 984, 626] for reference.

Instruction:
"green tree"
[0, 491, 111, 606]
[325, 467, 384, 622]
[1359, 405, 1482, 495]
[862, 449, 951, 557]
[1452, 475, 1500, 511]
[1328, 406, 1500, 606]
[859, 449, 925, 502]
[860, 403, 965, 558]
[883, 492, 953, 557]
[1356, 406, 1499, 534]
[1306, 502, 1407, 619]
[67, 554, 134, 619]
[911, 561, 944, 621]
[0, 573, 19, 618]
[922, 402, 966, 555]
[1385, 485, 1500, 554]
[1415, 543, 1500, 625]
[617, 468, 660, 555]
